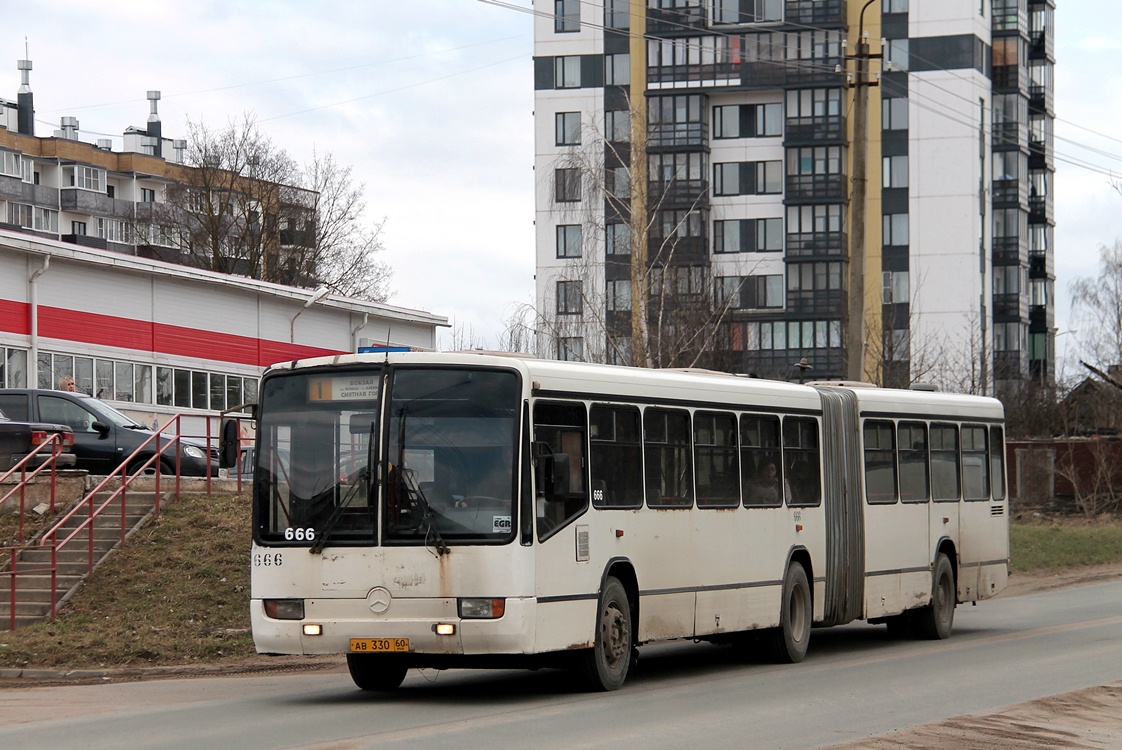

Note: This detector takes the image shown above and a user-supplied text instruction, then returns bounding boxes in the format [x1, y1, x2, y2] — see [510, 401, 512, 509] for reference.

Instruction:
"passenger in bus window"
[749, 459, 788, 505]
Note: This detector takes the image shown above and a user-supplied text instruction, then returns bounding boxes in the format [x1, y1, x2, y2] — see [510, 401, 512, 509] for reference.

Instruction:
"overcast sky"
[5, 1, 1121, 363]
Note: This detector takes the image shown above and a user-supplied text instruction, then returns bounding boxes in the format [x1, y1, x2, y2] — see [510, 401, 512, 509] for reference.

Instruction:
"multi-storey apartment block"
[533, 0, 1055, 392]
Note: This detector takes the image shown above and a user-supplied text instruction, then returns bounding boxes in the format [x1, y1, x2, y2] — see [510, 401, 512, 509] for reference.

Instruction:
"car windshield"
[252, 365, 521, 548]
[83, 398, 145, 429]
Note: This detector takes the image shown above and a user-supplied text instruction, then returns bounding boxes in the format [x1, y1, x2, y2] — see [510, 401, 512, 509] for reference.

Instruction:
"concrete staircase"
[1, 475, 235, 629]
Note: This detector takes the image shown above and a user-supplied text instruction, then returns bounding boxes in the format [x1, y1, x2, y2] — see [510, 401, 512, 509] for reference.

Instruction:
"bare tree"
[144, 116, 391, 300]
[1070, 239, 1122, 369]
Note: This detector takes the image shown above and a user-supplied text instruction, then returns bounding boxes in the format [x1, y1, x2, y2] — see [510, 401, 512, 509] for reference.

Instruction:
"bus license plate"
[349, 638, 409, 653]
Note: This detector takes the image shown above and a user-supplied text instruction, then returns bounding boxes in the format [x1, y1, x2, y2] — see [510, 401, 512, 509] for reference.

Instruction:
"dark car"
[0, 407, 76, 472]
[0, 389, 217, 476]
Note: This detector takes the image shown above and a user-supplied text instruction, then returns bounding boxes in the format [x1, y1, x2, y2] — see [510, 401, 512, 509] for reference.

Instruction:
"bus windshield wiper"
[309, 469, 368, 555]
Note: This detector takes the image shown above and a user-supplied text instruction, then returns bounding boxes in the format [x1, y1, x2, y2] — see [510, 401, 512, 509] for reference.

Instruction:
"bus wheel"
[766, 563, 812, 664]
[912, 553, 955, 640]
[577, 576, 632, 691]
[346, 654, 408, 691]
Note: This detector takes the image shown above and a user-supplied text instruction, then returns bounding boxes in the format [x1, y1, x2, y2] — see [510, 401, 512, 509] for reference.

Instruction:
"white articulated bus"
[249, 352, 1008, 691]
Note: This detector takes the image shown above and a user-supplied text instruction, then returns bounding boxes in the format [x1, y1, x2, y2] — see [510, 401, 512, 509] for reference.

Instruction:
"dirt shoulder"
[1002, 561, 1122, 598]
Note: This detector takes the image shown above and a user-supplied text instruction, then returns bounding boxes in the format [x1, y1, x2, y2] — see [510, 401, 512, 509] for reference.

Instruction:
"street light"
[289, 285, 330, 343]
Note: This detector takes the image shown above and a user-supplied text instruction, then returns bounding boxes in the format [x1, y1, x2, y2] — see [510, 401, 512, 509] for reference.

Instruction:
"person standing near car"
[58, 376, 76, 391]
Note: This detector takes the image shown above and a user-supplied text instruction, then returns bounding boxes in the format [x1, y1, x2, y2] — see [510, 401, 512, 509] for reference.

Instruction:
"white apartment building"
[533, 0, 1055, 392]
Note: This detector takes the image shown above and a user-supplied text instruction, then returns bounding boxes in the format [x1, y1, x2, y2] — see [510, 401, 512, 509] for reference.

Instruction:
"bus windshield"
[384, 367, 520, 545]
[252, 365, 520, 548]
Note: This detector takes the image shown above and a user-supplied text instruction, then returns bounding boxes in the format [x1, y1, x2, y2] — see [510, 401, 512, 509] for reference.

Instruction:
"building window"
[786, 88, 842, 119]
[605, 110, 631, 142]
[554, 0, 580, 31]
[883, 213, 909, 246]
[0, 151, 22, 177]
[717, 275, 783, 310]
[713, 0, 782, 24]
[71, 221, 87, 236]
[714, 218, 783, 253]
[885, 0, 908, 11]
[555, 168, 581, 202]
[788, 146, 844, 177]
[882, 155, 909, 189]
[8, 202, 33, 228]
[882, 271, 910, 304]
[606, 166, 630, 202]
[713, 161, 782, 196]
[649, 152, 705, 184]
[556, 224, 583, 258]
[33, 207, 59, 233]
[605, 53, 630, 86]
[882, 98, 908, 130]
[558, 337, 584, 361]
[606, 279, 632, 311]
[557, 280, 583, 315]
[98, 218, 130, 243]
[604, 0, 630, 28]
[712, 102, 783, 138]
[555, 56, 582, 88]
[652, 209, 704, 239]
[788, 262, 843, 294]
[63, 165, 106, 192]
[141, 187, 157, 203]
[555, 112, 581, 146]
[884, 39, 910, 71]
[606, 222, 631, 255]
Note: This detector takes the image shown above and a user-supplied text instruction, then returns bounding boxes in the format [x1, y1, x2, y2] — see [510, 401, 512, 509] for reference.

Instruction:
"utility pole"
[844, 0, 881, 382]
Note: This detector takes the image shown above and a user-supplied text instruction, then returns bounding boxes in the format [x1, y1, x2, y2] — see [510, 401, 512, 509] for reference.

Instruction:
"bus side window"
[694, 411, 740, 508]
[784, 416, 822, 506]
[962, 425, 989, 500]
[990, 426, 1006, 500]
[644, 408, 694, 508]
[742, 414, 782, 508]
[533, 401, 589, 540]
[931, 424, 960, 501]
[589, 405, 643, 508]
[899, 421, 930, 503]
[863, 420, 898, 504]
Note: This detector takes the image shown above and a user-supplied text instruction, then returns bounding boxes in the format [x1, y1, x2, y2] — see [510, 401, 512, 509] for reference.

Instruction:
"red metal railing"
[1, 436, 71, 630]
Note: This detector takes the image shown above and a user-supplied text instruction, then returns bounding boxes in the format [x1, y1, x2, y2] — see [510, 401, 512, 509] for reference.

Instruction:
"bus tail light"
[264, 599, 305, 620]
[458, 598, 506, 619]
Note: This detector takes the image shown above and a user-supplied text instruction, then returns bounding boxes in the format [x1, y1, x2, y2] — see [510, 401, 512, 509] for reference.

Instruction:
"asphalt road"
[1, 580, 1120, 750]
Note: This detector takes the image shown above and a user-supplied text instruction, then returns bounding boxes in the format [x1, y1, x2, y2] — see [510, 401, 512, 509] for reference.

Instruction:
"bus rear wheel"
[911, 553, 955, 640]
[765, 562, 812, 663]
[576, 576, 632, 691]
[346, 654, 408, 692]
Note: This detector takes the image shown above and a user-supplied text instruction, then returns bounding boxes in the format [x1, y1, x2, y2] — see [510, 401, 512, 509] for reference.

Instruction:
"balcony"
[1028, 84, 1054, 115]
[785, 114, 846, 145]
[993, 350, 1027, 381]
[646, 5, 708, 35]
[786, 289, 843, 316]
[784, 56, 844, 86]
[648, 179, 710, 209]
[786, 231, 847, 258]
[991, 64, 1027, 93]
[993, 236, 1027, 266]
[992, 178, 1028, 209]
[785, 174, 847, 203]
[1028, 138, 1054, 171]
[992, 120, 1028, 151]
[648, 122, 710, 150]
[648, 62, 741, 88]
[59, 189, 135, 219]
[992, 292, 1025, 321]
[1028, 191, 1053, 224]
[785, 0, 846, 27]
[647, 236, 708, 264]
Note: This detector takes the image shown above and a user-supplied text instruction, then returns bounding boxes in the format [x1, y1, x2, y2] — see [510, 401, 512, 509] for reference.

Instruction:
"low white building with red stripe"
[0, 229, 447, 428]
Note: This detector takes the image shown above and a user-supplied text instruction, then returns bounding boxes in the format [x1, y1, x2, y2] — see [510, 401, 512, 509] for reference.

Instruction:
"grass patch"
[1010, 518, 1122, 573]
[0, 492, 254, 670]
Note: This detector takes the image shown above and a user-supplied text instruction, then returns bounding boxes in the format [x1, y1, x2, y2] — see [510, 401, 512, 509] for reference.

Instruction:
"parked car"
[0, 407, 76, 472]
[0, 389, 218, 476]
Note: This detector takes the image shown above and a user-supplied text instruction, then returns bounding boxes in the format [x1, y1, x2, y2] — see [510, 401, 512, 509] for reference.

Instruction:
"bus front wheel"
[766, 563, 812, 664]
[577, 576, 632, 691]
[346, 654, 408, 692]
[911, 553, 955, 640]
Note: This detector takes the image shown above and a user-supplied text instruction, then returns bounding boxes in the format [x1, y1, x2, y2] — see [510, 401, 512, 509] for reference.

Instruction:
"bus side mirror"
[219, 418, 239, 468]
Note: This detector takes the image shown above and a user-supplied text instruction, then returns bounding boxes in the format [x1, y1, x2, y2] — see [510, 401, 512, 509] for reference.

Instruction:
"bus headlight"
[458, 598, 505, 619]
[263, 599, 305, 620]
